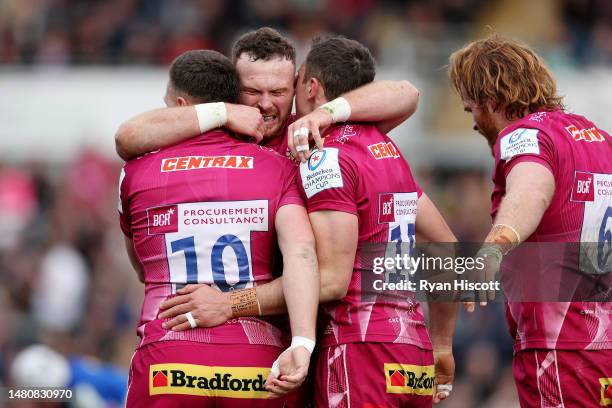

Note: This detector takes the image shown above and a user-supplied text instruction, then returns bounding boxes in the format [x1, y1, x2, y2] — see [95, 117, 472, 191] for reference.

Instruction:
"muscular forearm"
[427, 302, 457, 350]
[250, 247, 319, 317]
[282, 246, 319, 339]
[493, 190, 549, 242]
[343, 80, 419, 134]
[492, 162, 555, 242]
[115, 106, 199, 160]
[255, 277, 286, 315]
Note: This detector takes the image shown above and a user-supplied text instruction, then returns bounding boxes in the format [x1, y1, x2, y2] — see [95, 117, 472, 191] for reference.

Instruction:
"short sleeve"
[495, 127, 555, 178]
[278, 165, 305, 208]
[297, 147, 358, 215]
[118, 166, 132, 237]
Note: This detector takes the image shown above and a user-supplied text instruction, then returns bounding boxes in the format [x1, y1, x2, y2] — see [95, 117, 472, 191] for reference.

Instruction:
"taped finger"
[293, 127, 309, 138]
[436, 383, 453, 398]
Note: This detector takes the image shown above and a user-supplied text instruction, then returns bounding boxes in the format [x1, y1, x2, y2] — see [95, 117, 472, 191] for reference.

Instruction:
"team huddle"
[116, 27, 612, 407]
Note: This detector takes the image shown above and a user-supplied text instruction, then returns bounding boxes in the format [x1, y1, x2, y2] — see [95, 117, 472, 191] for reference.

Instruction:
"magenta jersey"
[118, 130, 304, 349]
[491, 109, 612, 351]
[297, 123, 432, 350]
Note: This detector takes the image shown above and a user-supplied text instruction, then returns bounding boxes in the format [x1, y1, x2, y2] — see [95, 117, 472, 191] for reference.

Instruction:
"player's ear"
[176, 96, 188, 106]
[487, 99, 499, 113]
[309, 77, 322, 101]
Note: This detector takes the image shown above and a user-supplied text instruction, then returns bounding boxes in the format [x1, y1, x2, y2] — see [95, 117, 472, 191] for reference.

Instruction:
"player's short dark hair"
[232, 27, 296, 65]
[169, 50, 240, 104]
[303, 36, 376, 100]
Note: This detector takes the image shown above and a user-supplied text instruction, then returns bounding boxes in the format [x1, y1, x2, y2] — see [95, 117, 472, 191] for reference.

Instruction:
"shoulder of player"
[496, 125, 554, 162]
[323, 122, 376, 145]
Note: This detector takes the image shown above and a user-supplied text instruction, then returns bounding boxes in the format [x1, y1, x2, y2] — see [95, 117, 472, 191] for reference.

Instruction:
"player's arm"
[115, 103, 264, 160]
[124, 237, 144, 283]
[309, 211, 358, 302]
[343, 80, 419, 134]
[158, 206, 315, 328]
[489, 161, 555, 243]
[289, 80, 419, 161]
[415, 193, 457, 344]
[476, 161, 556, 304]
[267, 209, 357, 396]
[265, 204, 318, 395]
[414, 193, 458, 403]
[275, 204, 318, 338]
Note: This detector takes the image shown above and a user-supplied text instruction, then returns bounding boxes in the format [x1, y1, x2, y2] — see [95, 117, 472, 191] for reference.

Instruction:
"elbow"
[115, 122, 135, 161]
[320, 279, 348, 302]
[399, 80, 419, 116]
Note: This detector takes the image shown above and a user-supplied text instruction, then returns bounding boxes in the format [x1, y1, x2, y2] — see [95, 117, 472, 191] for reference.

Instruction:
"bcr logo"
[153, 209, 174, 227]
[571, 172, 595, 202]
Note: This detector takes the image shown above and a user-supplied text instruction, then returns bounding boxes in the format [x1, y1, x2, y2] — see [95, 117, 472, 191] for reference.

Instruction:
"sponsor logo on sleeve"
[147, 205, 178, 234]
[335, 124, 357, 144]
[601, 378, 612, 405]
[378, 192, 418, 224]
[384, 363, 434, 396]
[500, 128, 540, 160]
[161, 156, 253, 172]
[149, 364, 270, 399]
[379, 193, 396, 223]
[565, 125, 605, 143]
[300, 148, 343, 199]
[528, 112, 548, 122]
[368, 142, 400, 160]
[571, 171, 595, 202]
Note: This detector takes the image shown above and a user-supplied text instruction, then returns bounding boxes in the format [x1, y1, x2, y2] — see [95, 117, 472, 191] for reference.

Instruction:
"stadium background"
[1, 0, 611, 406]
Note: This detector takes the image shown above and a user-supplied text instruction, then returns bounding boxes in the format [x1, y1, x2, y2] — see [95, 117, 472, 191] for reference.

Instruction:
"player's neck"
[493, 111, 512, 140]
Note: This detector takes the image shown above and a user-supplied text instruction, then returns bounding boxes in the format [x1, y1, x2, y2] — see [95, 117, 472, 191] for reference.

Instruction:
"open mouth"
[262, 114, 277, 124]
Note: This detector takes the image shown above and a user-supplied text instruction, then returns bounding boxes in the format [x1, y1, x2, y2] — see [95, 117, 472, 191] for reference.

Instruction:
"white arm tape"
[194, 102, 227, 134]
[270, 336, 316, 378]
[290, 336, 316, 354]
[319, 97, 351, 123]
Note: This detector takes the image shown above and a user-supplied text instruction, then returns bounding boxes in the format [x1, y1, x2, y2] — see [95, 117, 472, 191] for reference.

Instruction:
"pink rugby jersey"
[298, 123, 432, 350]
[491, 109, 612, 351]
[118, 130, 303, 349]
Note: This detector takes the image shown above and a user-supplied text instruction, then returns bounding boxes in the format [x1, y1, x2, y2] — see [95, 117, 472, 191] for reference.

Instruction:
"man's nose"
[258, 94, 273, 111]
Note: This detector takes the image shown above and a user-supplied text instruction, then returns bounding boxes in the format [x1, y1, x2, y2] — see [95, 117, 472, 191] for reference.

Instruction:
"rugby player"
[119, 50, 318, 407]
[290, 35, 458, 407]
[449, 35, 612, 407]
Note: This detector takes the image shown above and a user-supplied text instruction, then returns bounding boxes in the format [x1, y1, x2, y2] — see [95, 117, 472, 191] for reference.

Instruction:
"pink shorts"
[126, 340, 285, 408]
[315, 342, 434, 408]
[513, 349, 612, 407]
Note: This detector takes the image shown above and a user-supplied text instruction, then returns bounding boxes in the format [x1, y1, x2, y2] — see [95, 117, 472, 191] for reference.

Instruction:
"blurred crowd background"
[1, 0, 611, 407]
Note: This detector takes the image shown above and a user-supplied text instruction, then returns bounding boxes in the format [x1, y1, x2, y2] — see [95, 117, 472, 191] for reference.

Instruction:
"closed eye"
[241, 88, 260, 95]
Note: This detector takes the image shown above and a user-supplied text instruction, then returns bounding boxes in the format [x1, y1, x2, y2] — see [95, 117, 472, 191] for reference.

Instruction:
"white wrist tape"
[319, 97, 351, 123]
[270, 336, 316, 378]
[290, 336, 316, 354]
[194, 102, 227, 134]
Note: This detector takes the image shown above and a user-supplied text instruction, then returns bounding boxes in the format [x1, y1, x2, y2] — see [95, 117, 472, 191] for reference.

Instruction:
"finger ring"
[293, 127, 309, 138]
[185, 311, 197, 328]
[296, 145, 309, 152]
